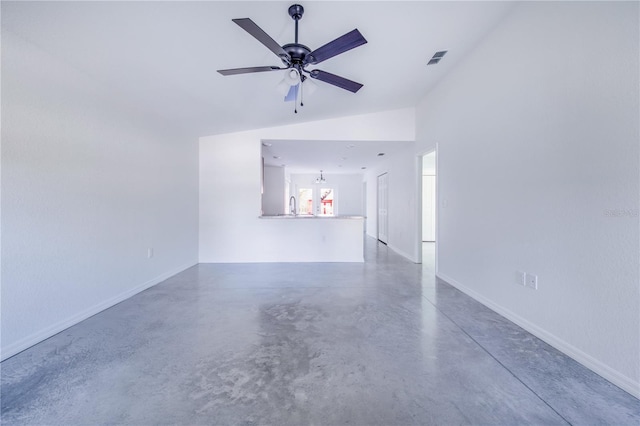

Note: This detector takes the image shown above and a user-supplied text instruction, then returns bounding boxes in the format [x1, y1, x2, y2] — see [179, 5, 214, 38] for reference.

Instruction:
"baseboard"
[364, 233, 419, 264]
[387, 243, 419, 264]
[436, 272, 640, 400]
[1, 261, 198, 361]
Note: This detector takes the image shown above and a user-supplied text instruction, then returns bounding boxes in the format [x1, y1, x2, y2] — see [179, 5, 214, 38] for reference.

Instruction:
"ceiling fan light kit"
[283, 68, 301, 87]
[217, 4, 367, 113]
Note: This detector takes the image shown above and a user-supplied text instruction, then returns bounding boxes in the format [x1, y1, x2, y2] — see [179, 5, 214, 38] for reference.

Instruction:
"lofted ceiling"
[2, 1, 515, 172]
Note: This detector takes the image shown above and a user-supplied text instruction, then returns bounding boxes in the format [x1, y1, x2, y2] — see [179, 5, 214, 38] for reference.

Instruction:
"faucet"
[289, 196, 297, 215]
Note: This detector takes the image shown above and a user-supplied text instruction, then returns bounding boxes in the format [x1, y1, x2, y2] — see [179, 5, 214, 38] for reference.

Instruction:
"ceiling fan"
[217, 4, 367, 110]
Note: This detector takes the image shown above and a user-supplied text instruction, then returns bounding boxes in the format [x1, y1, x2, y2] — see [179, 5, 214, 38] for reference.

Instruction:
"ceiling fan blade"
[217, 66, 284, 76]
[304, 29, 367, 65]
[309, 70, 363, 93]
[232, 18, 291, 63]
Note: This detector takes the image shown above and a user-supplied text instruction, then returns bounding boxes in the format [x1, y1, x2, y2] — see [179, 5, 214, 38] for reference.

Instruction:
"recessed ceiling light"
[273, 156, 281, 159]
[361, 167, 367, 170]
[262, 142, 272, 147]
[377, 153, 385, 156]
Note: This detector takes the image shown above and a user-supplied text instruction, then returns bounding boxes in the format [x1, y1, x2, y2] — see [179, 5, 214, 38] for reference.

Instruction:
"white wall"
[415, 2, 639, 396]
[262, 165, 285, 215]
[1, 31, 199, 359]
[199, 108, 415, 262]
[290, 173, 364, 216]
[363, 146, 419, 262]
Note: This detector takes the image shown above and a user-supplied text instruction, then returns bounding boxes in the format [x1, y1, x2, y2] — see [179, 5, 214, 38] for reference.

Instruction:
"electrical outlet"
[147, 248, 154, 259]
[525, 273, 538, 290]
[516, 271, 526, 286]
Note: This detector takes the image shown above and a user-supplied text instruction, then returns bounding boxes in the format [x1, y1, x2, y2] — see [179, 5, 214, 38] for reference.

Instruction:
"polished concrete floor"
[1, 239, 639, 425]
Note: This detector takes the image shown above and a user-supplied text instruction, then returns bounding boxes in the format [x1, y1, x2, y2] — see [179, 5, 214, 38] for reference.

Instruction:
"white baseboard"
[363, 233, 419, 264]
[1, 261, 198, 361]
[387, 243, 419, 264]
[436, 272, 640, 399]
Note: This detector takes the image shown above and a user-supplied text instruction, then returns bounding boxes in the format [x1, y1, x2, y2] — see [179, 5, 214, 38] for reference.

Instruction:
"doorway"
[377, 173, 388, 244]
[422, 152, 436, 242]
[420, 150, 437, 269]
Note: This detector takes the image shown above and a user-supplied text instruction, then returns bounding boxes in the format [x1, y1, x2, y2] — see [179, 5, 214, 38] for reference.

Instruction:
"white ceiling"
[263, 139, 415, 174]
[2, 1, 515, 173]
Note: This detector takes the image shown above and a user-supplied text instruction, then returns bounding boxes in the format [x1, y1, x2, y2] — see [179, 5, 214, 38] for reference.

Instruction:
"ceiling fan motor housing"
[283, 43, 310, 65]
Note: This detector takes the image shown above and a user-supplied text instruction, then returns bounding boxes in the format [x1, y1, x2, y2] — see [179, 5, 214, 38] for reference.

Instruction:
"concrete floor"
[1, 239, 639, 425]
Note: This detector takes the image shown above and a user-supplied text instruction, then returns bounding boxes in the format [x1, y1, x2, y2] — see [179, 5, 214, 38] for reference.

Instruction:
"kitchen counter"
[259, 214, 365, 219]
[255, 214, 365, 262]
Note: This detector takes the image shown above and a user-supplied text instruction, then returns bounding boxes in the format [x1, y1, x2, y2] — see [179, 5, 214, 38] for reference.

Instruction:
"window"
[298, 188, 313, 215]
[320, 188, 334, 216]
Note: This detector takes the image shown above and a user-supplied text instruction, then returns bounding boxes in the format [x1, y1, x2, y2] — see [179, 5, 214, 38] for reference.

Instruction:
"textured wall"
[415, 1, 639, 396]
[1, 31, 199, 359]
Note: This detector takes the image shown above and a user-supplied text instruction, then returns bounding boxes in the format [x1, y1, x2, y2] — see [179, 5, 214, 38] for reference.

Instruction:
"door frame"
[377, 172, 388, 244]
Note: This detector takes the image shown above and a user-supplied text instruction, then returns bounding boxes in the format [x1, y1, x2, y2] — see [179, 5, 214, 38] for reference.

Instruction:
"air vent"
[427, 50, 448, 65]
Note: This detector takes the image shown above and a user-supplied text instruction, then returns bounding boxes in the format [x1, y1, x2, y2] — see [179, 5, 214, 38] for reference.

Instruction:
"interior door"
[377, 173, 388, 244]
